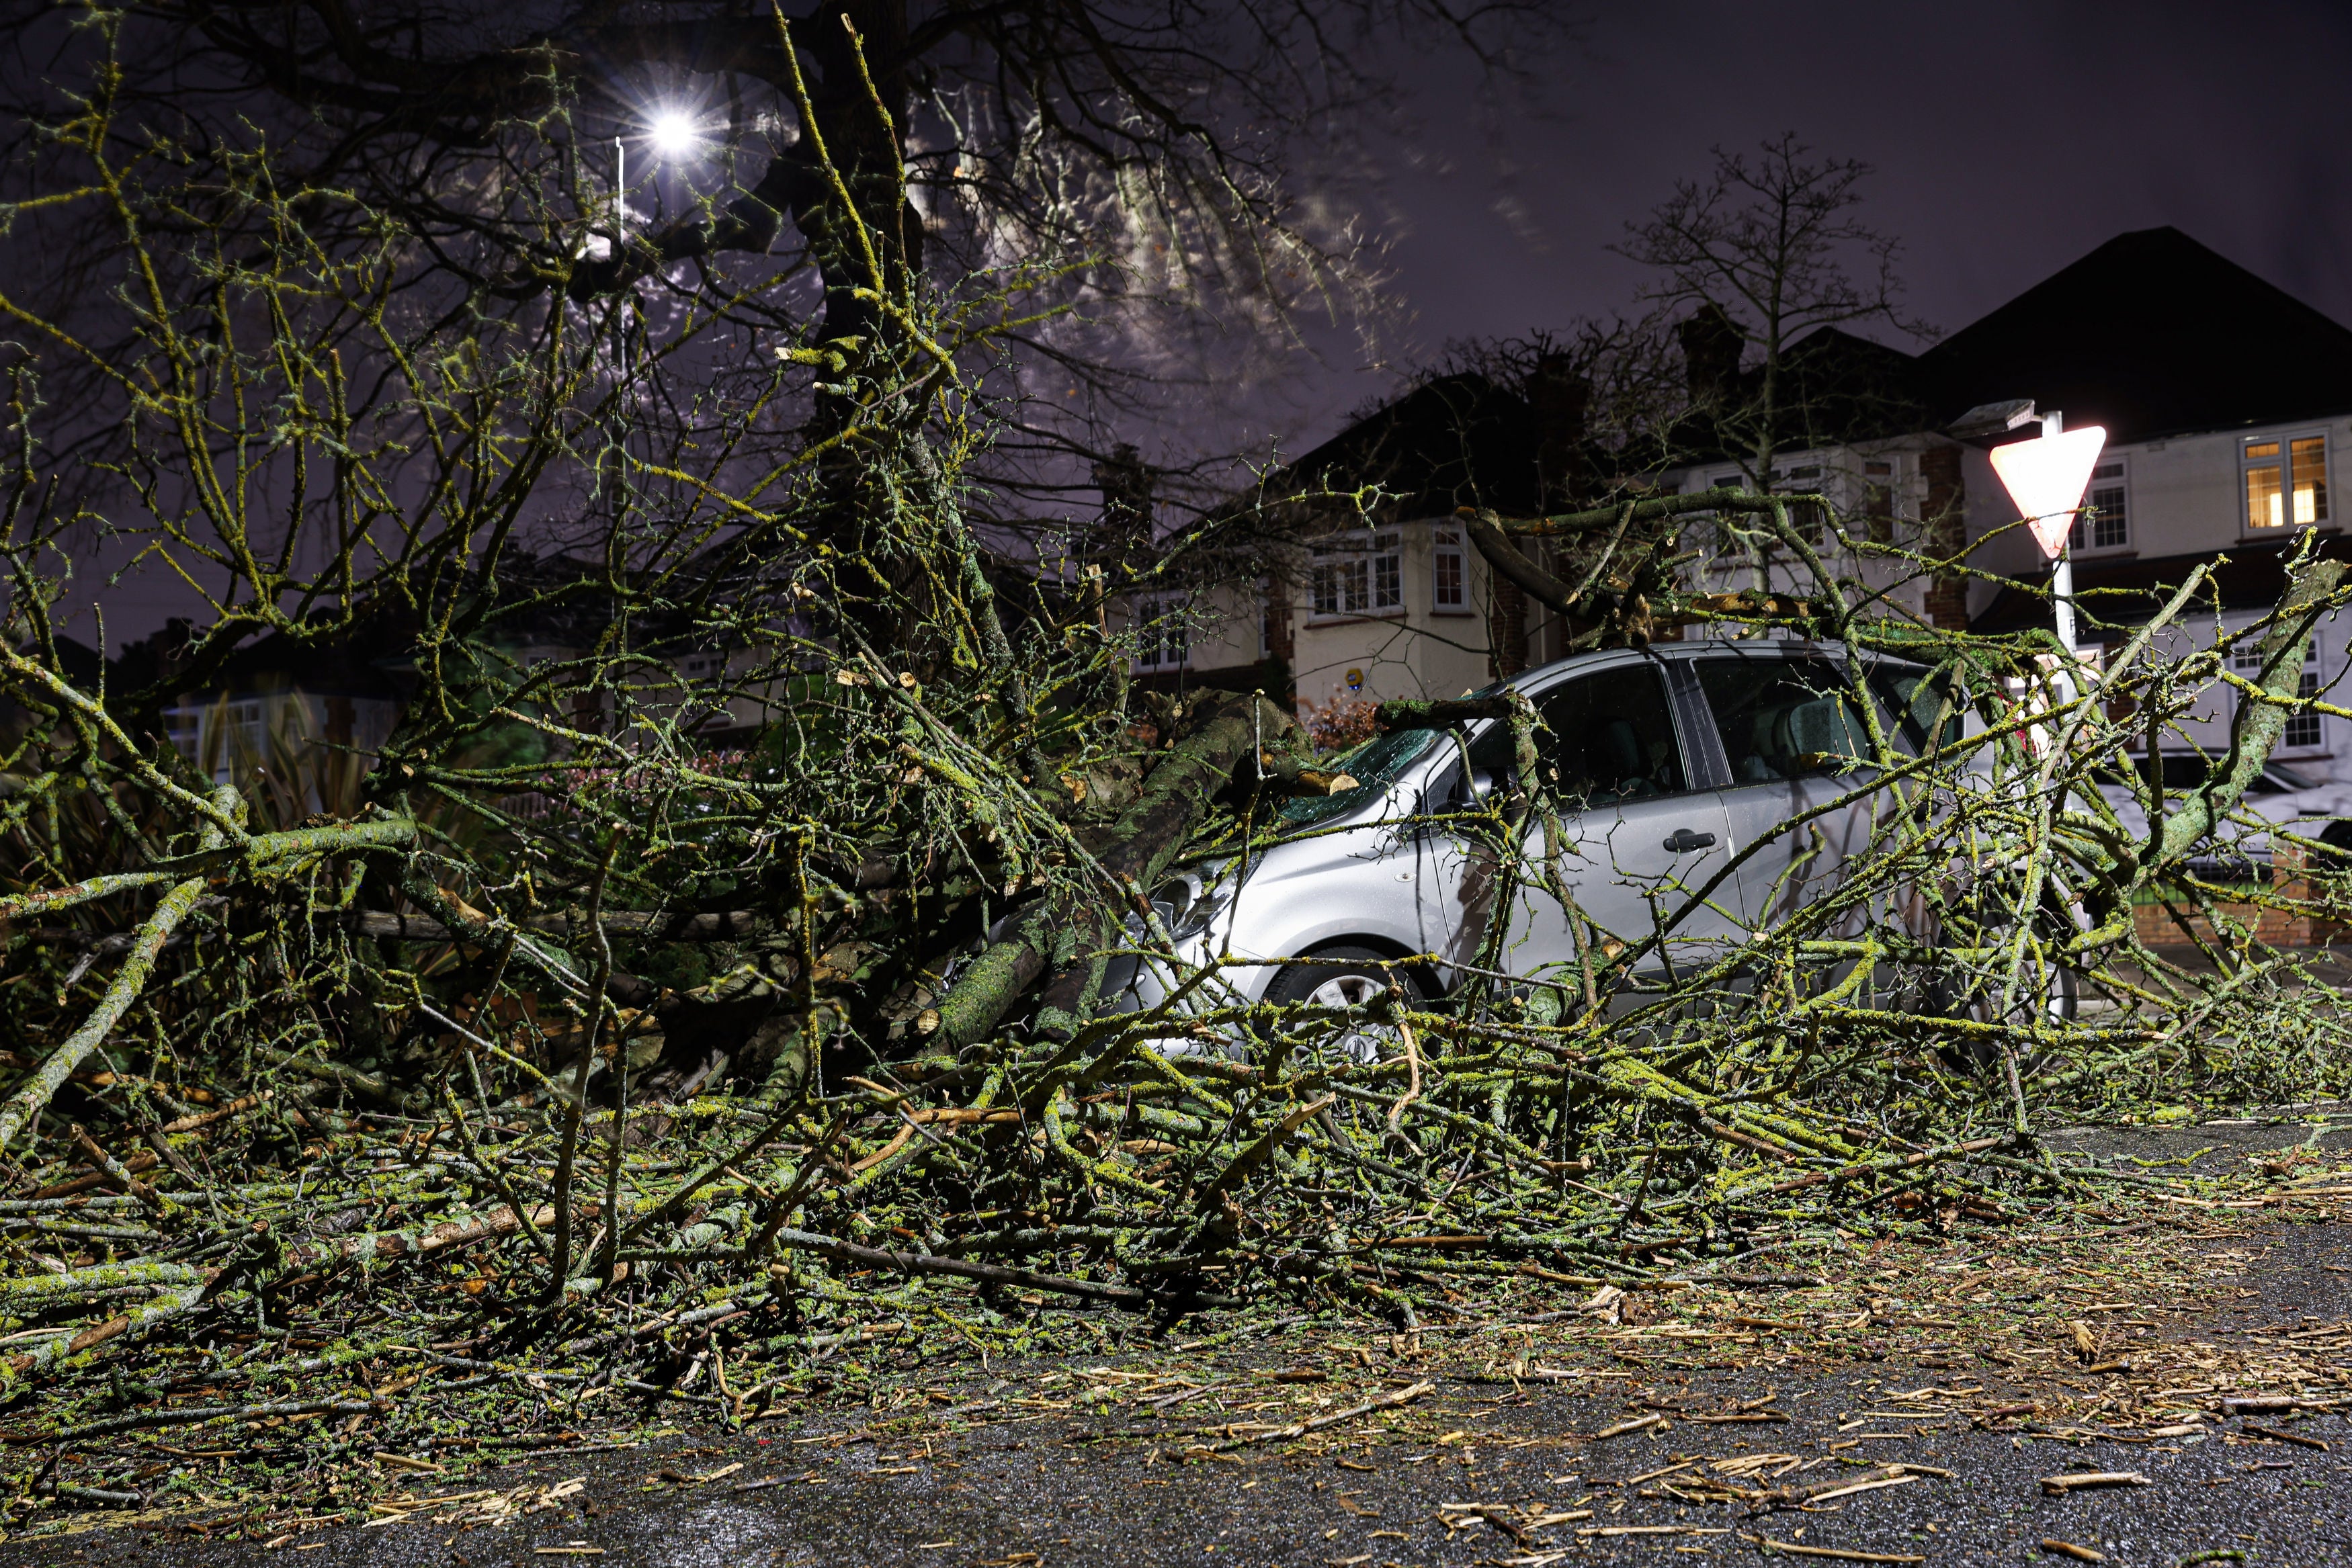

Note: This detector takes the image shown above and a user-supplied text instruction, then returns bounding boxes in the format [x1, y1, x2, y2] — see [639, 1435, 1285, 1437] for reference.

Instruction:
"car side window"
[1695, 658, 1874, 783]
[1465, 666, 1688, 805]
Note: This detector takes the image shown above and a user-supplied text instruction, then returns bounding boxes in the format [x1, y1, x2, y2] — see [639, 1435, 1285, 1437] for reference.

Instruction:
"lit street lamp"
[614, 108, 702, 245]
[647, 110, 700, 161]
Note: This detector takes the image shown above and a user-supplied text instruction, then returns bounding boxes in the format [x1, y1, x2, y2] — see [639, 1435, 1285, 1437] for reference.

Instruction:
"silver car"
[1122, 639, 1960, 1033]
[2093, 751, 2352, 875]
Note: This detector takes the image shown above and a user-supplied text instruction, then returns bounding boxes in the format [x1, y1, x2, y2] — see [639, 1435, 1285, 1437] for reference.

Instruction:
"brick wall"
[2131, 844, 2338, 947]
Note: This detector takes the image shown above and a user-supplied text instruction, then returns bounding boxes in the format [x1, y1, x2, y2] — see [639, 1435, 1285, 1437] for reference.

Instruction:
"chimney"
[1677, 304, 1743, 405]
[1091, 443, 1153, 559]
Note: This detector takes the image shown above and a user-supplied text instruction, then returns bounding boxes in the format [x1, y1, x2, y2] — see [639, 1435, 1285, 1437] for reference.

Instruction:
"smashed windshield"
[1277, 727, 1443, 828]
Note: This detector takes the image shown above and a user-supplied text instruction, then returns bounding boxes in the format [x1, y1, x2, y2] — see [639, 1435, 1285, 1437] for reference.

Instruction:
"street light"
[613, 107, 701, 243]
[647, 110, 700, 161]
[1988, 410, 2108, 657]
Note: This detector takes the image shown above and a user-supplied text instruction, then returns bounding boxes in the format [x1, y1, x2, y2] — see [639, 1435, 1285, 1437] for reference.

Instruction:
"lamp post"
[616, 111, 698, 246]
[1988, 410, 2108, 662]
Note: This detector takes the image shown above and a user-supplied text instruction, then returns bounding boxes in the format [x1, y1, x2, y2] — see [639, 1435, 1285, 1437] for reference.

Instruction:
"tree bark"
[931, 691, 1300, 1051]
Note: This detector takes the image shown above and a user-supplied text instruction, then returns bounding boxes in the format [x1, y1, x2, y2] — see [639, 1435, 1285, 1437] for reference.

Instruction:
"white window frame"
[1308, 529, 1404, 620]
[2285, 668, 2325, 749]
[1431, 523, 1468, 613]
[2228, 620, 2326, 749]
[1861, 458, 1901, 544]
[2242, 431, 2330, 535]
[2071, 455, 2130, 553]
[163, 697, 265, 784]
[1131, 591, 1189, 673]
[1769, 462, 1827, 546]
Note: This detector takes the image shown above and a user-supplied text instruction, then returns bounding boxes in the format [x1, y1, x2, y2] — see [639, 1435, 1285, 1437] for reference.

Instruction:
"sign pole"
[2044, 410, 2077, 656]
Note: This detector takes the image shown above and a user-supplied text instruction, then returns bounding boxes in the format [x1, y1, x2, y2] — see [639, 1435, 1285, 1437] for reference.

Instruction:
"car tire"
[1263, 947, 1426, 1065]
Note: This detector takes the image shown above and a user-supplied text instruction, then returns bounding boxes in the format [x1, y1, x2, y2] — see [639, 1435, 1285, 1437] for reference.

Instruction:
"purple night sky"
[1302, 0, 2351, 431]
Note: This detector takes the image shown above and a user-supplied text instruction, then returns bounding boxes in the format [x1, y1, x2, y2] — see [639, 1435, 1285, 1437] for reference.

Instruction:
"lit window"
[2294, 437, 2329, 525]
[2246, 435, 2329, 529]
[1309, 529, 1402, 617]
[163, 698, 263, 784]
[1132, 591, 1189, 672]
[1432, 525, 1467, 611]
[2071, 460, 2128, 550]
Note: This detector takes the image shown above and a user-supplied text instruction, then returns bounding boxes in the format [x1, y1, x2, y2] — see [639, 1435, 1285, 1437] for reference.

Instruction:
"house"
[1122, 368, 1595, 720]
[116, 548, 788, 805]
[1154, 226, 2352, 773]
[1936, 228, 2352, 771]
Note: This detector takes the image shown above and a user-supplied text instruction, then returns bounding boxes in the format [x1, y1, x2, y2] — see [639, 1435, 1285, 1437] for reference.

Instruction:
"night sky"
[1305, 0, 2352, 431]
[56, 0, 2352, 648]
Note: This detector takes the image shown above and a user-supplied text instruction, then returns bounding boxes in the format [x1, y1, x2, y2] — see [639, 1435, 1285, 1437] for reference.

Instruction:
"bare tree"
[1617, 134, 1929, 472]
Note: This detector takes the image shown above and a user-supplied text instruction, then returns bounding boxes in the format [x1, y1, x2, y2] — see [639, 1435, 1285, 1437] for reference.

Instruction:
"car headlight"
[1171, 885, 1231, 941]
[1120, 873, 1230, 945]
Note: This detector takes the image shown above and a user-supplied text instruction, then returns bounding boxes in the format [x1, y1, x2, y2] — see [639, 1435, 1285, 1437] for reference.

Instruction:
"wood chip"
[1577, 1524, 1728, 1537]
[1736, 1537, 1925, 1564]
[1802, 1473, 1922, 1506]
[2040, 1471, 2149, 1493]
[2039, 1541, 2105, 1563]
[1593, 1412, 1667, 1440]
[2242, 1422, 2328, 1450]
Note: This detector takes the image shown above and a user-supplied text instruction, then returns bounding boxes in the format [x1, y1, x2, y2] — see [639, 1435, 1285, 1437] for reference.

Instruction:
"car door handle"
[1662, 828, 1718, 853]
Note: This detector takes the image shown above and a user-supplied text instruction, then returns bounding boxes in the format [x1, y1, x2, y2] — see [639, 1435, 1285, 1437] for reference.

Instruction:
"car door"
[1421, 656, 1742, 996]
[1689, 649, 1895, 937]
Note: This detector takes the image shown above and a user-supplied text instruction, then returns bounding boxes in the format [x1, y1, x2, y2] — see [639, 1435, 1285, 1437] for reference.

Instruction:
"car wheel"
[1263, 947, 1425, 1065]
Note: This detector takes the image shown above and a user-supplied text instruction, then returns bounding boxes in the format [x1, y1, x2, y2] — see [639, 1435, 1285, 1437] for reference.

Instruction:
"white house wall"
[1964, 413, 2352, 779]
[1964, 417, 2352, 604]
[1288, 520, 1496, 707]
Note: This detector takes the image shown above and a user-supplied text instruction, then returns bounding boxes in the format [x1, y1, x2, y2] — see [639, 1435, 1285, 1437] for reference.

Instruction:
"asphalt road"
[16, 1115, 2352, 1568]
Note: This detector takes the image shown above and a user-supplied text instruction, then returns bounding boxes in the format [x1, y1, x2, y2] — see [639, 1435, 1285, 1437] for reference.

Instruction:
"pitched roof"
[1921, 226, 2352, 443]
[1270, 373, 1542, 521]
[1667, 326, 1931, 467]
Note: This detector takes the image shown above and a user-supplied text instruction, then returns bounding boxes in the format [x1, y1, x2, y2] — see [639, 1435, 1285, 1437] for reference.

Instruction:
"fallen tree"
[3, 14, 2352, 1534]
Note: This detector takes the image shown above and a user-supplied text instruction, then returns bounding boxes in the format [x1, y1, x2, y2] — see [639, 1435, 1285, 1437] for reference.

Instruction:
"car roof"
[1507, 637, 1922, 691]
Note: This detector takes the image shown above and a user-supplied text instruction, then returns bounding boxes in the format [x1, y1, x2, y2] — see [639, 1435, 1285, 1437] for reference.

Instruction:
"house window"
[165, 698, 265, 783]
[1862, 460, 1897, 544]
[1431, 525, 1468, 611]
[163, 707, 202, 763]
[1771, 464, 1826, 545]
[2231, 627, 2324, 745]
[2287, 670, 2324, 748]
[680, 650, 725, 684]
[2229, 627, 2316, 674]
[1132, 591, 1188, 672]
[1309, 529, 1402, 617]
[2071, 459, 2128, 550]
[2245, 434, 2328, 530]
